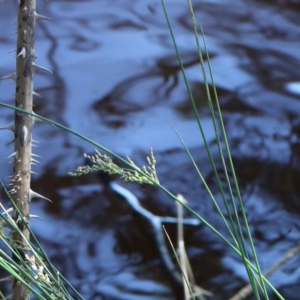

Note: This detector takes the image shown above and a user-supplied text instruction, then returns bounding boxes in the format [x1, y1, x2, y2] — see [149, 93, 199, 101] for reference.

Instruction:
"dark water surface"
[1, 0, 300, 299]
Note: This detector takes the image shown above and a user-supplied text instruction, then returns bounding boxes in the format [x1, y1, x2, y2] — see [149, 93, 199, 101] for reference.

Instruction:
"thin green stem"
[0, 102, 284, 299]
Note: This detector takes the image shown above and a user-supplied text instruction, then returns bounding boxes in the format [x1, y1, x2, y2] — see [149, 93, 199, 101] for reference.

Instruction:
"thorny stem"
[12, 1, 36, 299]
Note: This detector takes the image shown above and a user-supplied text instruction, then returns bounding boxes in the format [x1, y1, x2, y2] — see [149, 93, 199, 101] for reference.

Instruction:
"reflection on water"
[1, 0, 300, 299]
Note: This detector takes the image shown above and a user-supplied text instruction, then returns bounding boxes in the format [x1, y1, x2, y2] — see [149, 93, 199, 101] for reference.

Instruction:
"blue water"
[0, 0, 300, 299]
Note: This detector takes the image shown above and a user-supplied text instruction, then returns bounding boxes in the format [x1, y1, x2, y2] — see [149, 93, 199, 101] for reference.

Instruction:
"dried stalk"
[3, 1, 51, 299]
[10, 1, 37, 299]
[176, 195, 190, 300]
[176, 195, 213, 300]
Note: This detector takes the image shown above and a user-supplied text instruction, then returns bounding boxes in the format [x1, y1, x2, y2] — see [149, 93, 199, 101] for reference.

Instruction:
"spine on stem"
[6, 1, 51, 298]
[11, 1, 36, 299]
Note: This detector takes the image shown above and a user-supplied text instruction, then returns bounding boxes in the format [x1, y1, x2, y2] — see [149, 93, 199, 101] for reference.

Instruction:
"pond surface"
[1, 0, 300, 299]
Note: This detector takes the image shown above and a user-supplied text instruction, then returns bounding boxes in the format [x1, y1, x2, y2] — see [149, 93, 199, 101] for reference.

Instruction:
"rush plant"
[0, 0, 294, 300]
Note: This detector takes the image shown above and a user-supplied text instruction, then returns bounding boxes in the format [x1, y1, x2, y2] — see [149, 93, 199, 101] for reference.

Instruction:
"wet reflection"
[1, 0, 300, 299]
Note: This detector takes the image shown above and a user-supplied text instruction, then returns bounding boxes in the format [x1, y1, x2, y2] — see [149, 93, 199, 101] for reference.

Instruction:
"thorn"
[33, 91, 42, 98]
[30, 170, 39, 174]
[33, 116, 54, 127]
[16, 215, 29, 225]
[29, 189, 52, 203]
[8, 48, 16, 53]
[7, 139, 14, 146]
[32, 112, 55, 127]
[0, 276, 13, 283]
[32, 116, 48, 125]
[34, 11, 52, 22]
[17, 47, 26, 59]
[1, 207, 13, 215]
[10, 31, 18, 35]
[9, 188, 16, 194]
[7, 151, 18, 159]
[0, 124, 14, 132]
[0, 72, 16, 82]
[31, 158, 40, 164]
[32, 112, 42, 124]
[32, 62, 52, 75]
[32, 153, 41, 158]
[30, 214, 42, 220]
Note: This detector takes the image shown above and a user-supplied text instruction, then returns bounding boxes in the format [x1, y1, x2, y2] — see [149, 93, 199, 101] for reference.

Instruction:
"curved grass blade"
[160, 0, 242, 252]
[0, 181, 82, 300]
[162, 0, 270, 298]
[0, 102, 285, 299]
[187, 5, 263, 298]
[200, 25, 268, 300]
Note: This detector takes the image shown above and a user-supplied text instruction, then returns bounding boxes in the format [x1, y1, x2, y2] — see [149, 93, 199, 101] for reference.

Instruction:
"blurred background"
[1, 0, 300, 299]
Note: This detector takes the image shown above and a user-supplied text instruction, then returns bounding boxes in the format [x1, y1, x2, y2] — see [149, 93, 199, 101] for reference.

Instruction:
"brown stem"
[12, 1, 36, 299]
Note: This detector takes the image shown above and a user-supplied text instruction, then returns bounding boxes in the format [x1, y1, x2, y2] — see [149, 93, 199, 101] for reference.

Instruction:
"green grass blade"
[162, 0, 262, 296]
[161, 0, 244, 252]
[172, 126, 236, 242]
[186, 4, 261, 295]
[0, 291, 5, 300]
[201, 27, 268, 299]
[0, 103, 284, 299]
[0, 181, 81, 300]
[171, 0, 269, 297]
